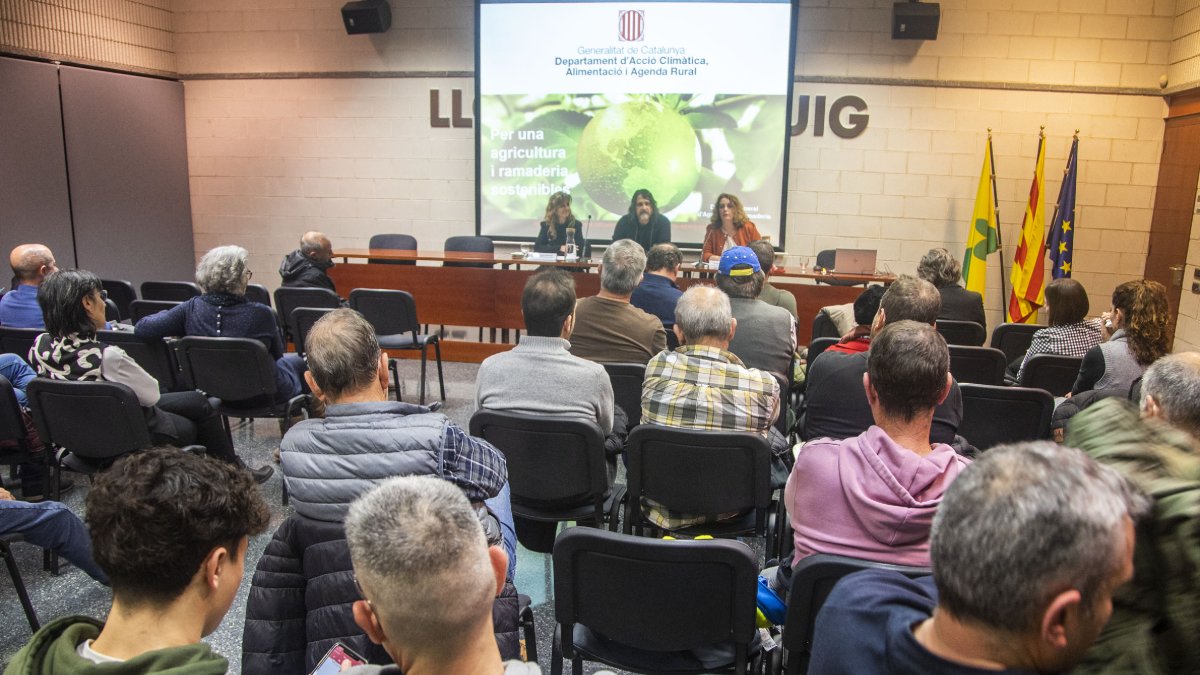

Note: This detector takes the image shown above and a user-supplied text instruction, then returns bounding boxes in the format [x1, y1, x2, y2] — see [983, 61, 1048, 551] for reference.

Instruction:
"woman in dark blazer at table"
[917, 247, 986, 331]
[534, 191, 588, 255]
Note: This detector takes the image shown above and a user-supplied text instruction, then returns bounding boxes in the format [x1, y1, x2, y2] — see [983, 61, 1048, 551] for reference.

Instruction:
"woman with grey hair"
[136, 245, 305, 404]
[917, 247, 986, 331]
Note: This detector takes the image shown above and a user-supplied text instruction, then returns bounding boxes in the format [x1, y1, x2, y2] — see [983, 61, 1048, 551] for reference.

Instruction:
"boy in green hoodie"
[5, 447, 270, 675]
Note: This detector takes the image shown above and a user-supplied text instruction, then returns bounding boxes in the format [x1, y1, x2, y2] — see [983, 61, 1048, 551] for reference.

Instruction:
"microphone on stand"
[584, 214, 593, 259]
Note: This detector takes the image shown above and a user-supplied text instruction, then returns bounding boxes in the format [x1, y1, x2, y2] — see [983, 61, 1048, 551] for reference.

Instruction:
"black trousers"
[147, 391, 238, 465]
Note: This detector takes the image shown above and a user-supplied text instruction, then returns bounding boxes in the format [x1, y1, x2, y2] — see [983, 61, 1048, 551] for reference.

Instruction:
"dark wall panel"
[0, 57, 76, 272]
[59, 65, 193, 289]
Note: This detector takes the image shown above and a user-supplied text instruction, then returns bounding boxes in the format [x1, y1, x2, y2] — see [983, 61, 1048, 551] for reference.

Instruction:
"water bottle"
[565, 227, 577, 260]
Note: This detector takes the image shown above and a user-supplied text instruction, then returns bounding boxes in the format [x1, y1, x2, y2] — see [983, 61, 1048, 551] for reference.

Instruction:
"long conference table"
[329, 249, 896, 362]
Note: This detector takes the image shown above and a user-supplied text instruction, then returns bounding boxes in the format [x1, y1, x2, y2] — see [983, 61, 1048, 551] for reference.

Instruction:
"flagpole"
[1045, 130, 1076, 257]
[987, 129, 1007, 319]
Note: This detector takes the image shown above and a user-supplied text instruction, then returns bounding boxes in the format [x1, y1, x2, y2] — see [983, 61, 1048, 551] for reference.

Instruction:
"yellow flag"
[1008, 135, 1047, 324]
[963, 138, 998, 296]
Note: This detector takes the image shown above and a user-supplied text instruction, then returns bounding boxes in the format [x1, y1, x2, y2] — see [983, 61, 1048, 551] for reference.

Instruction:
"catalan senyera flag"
[1008, 135, 1047, 324]
[1047, 137, 1078, 279]
[962, 138, 999, 296]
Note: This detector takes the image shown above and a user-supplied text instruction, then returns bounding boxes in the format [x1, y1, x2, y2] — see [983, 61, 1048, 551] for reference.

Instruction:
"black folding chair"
[958, 384, 1053, 451]
[290, 307, 336, 357]
[947, 345, 1006, 385]
[805, 337, 838, 368]
[100, 279, 137, 321]
[129, 299, 181, 324]
[443, 235, 495, 268]
[349, 289, 445, 404]
[140, 280, 201, 302]
[936, 319, 985, 346]
[623, 426, 776, 549]
[25, 379, 153, 497]
[368, 233, 417, 265]
[97, 330, 180, 392]
[245, 283, 272, 307]
[470, 410, 623, 553]
[552, 528, 761, 675]
[1, 535, 40, 631]
[777, 554, 930, 674]
[989, 322, 1044, 364]
[1018, 354, 1083, 397]
[602, 362, 646, 428]
[274, 287, 340, 343]
[0, 327, 40, 363]
[810, 311, 841, 340]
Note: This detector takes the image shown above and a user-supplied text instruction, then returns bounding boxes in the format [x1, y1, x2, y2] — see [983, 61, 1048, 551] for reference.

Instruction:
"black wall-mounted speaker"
[341, 0, 392, 35]
[892, 2, 940, 40]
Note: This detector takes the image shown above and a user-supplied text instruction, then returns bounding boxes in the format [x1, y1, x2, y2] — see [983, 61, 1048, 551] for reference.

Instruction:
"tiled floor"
[0, 359, 759, 674]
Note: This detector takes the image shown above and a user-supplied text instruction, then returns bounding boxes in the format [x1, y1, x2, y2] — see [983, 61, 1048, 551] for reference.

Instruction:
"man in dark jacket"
[279, 231, 338, 293]
[243, 308, 520, 672]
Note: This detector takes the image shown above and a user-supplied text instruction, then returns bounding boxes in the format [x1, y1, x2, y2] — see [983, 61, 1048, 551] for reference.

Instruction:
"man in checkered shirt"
[640, 284, 790, 529]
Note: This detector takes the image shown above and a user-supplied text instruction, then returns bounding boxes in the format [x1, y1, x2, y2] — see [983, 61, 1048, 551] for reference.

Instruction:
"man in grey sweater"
[476, 269, 617, 443]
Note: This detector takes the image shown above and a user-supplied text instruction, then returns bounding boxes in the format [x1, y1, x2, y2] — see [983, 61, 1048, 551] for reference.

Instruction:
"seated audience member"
[341, 476, 541, 675]
[1013, 277, 1103, 381]
[1, 354, 59, 502]
[477, 268, 622, 461]
[825, 285, 886, 355]
[279, 230, 341, 296]
[569, 239, 667, 364]
[716, 246, 796, 379]
[30, 269, 269, 481]
[748, 240, 798, 319]
[534, 191, 587, 255]
[1066, 352, 1200, 674]
[0, 487, 107, 584]
[136, 245, 306, 407]
[7, 447, 270, 673]
[1071, 279, 1169, 396]
[808, 442, 1144, 674]
[0, 244, 58, 328]
[701, 193, 762, 262]
[630, 243, 684, 344]
[775, 321, 969, 594]
[280, 308, 513, 551]
[641, 285, 788, 528]
[246, 308, 521, 668]
[612, 188, 671, 251]
[917, 247, 985, 330]
[802, 276, 963, 445]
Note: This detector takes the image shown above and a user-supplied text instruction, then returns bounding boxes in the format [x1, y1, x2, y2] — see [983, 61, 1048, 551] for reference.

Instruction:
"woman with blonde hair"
[701, 193, 761, 262]
[1071, 279, 1170, 395]
[534, 191, 587, 255]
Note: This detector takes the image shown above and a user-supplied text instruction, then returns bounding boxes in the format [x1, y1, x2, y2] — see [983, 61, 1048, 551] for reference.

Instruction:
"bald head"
[674, 285, 735, 347]
[300, 231, 333, 264]
[9, 244, 57, 285]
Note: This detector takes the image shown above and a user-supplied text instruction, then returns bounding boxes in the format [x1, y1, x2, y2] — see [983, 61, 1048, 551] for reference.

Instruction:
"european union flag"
[1048, 137, 1078, 279]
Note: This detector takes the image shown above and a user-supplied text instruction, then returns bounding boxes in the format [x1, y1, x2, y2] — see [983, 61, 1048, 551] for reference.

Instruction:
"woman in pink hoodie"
[784, 320, 971, 574]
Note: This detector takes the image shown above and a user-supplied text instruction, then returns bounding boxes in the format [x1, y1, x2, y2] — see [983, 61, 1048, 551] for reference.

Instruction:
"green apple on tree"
[576, 99, 701, 214]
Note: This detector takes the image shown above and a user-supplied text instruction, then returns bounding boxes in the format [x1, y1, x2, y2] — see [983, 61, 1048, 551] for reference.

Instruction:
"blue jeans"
[485, 482, 517, 581]
[0, 499, 108, 584]
[0, 354, 35, 407]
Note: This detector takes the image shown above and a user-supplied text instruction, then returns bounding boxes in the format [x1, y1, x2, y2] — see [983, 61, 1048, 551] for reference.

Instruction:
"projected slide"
[477, 0, 795, 248]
